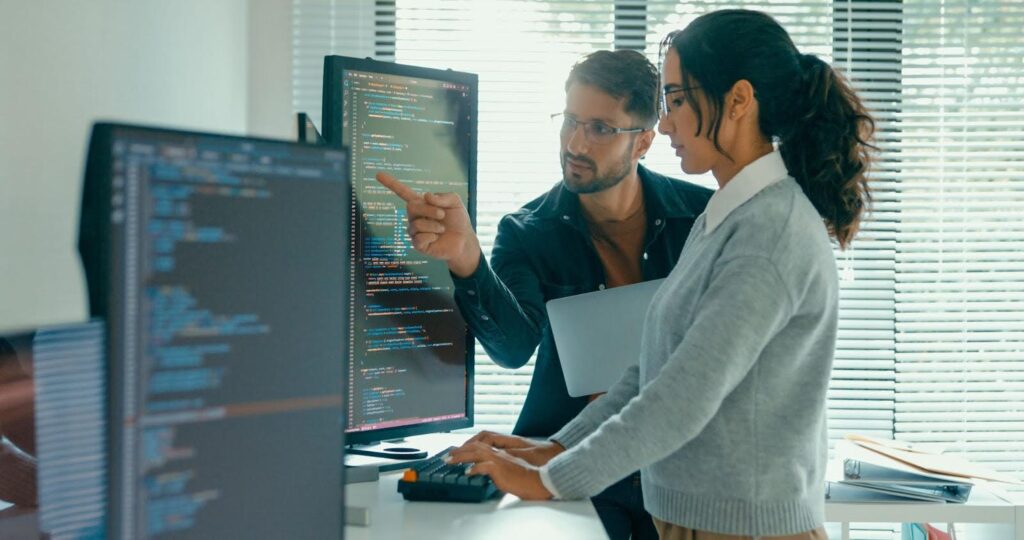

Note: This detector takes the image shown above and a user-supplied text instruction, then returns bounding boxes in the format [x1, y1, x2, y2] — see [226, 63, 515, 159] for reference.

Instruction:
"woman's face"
[657, 48, 722, 176]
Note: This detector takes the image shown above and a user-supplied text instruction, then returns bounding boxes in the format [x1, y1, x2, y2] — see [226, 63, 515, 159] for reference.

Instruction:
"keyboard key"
[397, 446, 501, 503]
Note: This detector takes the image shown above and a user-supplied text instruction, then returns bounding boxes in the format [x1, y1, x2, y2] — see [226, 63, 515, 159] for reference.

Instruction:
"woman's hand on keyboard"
[446, 442, 554, 501]
[462, 431, 565, 466]
[504, 443, 564, 467]
[464, 431, 534, 449]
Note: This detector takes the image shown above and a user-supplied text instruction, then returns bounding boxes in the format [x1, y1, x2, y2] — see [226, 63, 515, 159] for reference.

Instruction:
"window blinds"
[891, 0, 1024, 489]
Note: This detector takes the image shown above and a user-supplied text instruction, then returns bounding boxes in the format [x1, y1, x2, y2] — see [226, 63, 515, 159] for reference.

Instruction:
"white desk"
[825, 483, 1023, 540]
[344, 433, 609, 540]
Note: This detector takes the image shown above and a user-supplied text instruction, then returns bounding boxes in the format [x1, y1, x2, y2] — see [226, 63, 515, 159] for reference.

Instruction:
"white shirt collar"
[704, 151, 790, 235]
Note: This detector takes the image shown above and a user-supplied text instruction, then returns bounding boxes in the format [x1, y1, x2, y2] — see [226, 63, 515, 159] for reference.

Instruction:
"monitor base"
[347, 443, 428, 460]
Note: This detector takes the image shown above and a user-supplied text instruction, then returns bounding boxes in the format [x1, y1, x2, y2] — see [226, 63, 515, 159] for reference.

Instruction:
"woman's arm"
[550, 364, 641, 449]
[543, 255, 795, 498]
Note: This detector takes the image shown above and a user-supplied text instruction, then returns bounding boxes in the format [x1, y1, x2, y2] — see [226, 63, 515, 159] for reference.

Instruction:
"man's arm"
[451, 215, 549, 368]
[377, 172, 548, 369]
[549, 364, 641, 449]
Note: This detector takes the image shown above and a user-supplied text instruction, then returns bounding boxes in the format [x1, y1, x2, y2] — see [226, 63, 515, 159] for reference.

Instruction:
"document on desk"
[830, 441, 973, 503]
[845, 433, 1024, 486]
[825, 481, 934, 504]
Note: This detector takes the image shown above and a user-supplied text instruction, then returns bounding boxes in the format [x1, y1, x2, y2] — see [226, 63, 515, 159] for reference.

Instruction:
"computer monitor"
[322, 56, 478, 452]
[78, 123, 349, 539]
[297, 112, 325, 145]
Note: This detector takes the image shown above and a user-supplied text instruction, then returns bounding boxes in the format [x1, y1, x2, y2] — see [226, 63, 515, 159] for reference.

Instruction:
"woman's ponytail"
[777, 54, 875, 249]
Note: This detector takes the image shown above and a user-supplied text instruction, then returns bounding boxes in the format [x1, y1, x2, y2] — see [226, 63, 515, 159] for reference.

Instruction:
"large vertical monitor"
[78, 123, 349, 539]
[322, 56, 478, 448]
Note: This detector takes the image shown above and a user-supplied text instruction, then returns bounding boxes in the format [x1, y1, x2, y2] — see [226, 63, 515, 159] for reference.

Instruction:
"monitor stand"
[346, 440, 428, 460]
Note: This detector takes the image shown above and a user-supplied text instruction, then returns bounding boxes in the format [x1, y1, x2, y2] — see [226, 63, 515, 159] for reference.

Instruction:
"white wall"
[0, 0, 253, 331]
[248, 0, 294, 140]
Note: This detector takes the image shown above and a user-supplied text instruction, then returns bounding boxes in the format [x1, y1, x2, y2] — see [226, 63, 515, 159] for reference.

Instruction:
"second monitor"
[78, 123, 349, 539]
[323, 56, 479, 452]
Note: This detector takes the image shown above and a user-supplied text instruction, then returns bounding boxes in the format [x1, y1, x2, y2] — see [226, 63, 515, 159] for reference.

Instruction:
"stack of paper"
[826, 435, 1021, 504]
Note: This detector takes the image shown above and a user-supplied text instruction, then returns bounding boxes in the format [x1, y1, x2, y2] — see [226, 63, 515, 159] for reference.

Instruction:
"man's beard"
[561, 145, 634, 195]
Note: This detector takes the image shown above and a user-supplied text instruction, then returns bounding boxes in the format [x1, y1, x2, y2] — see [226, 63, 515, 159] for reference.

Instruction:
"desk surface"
[343, 433, 608, 540]
[825, 482, 1021, 523]
[825, 482, 1023, 540]
[9, 432, 1019, 539]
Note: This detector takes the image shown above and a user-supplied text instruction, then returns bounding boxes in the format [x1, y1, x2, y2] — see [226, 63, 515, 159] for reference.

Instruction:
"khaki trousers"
[652, 518, 828, 540]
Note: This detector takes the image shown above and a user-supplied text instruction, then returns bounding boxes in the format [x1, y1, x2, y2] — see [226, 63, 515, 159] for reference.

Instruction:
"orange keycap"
[402, 469, 418, 482]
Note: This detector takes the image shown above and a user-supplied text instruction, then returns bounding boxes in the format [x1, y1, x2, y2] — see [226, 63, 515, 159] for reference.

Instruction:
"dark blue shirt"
[453, 165, 712, 437]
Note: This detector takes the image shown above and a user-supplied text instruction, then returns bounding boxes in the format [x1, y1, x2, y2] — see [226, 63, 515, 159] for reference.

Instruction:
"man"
[378, 50, 712, 540]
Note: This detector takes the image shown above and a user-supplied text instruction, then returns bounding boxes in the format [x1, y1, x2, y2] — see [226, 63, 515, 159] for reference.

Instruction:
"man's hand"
[463, 430, 566, 467]
[375, 172, 481, 277]
[447, 442, 554, 501]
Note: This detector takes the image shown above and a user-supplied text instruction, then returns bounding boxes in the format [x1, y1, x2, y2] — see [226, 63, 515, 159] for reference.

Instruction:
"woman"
[449, 9, 875, 539]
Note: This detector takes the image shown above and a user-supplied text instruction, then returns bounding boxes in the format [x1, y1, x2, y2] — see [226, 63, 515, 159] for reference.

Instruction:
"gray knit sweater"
[543, 155, 838, 537]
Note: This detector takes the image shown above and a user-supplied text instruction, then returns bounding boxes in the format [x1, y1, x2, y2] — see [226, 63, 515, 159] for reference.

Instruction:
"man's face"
[559, 83, 641, 194]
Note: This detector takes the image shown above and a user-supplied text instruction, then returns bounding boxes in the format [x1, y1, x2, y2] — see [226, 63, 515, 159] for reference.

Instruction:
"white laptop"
[546, 279, 665, 397]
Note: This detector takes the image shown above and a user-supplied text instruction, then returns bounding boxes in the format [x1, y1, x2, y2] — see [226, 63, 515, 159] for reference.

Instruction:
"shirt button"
[654, 218, 663, 226]
[598, 284, 606, 290]
[643, 252, 649, 260]
[481, 315, 490, 321]
[467, 290, 475, 296]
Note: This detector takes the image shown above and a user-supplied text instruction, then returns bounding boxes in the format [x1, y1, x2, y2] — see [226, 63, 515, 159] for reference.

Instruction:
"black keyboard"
[397, 447, 502, 503]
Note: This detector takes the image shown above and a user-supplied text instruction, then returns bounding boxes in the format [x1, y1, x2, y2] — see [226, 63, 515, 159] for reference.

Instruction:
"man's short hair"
[565, 49, 660, 128]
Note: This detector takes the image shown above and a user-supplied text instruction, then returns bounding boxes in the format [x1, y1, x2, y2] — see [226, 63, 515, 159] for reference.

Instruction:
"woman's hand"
[463, 430, 566, 467]
[447, 442, 554, 501]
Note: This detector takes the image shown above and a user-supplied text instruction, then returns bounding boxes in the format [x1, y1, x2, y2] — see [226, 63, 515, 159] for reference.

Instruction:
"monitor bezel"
[321, 56, 478, 445]
[79, 121, 350, 540]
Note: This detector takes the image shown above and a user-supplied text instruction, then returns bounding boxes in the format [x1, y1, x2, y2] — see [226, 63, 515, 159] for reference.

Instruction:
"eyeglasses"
[659, 86, 701, 117]
[551, 113, 647, 145]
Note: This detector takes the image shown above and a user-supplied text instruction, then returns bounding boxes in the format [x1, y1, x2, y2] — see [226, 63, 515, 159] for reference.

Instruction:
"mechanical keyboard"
[397, 446, 502, 502]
